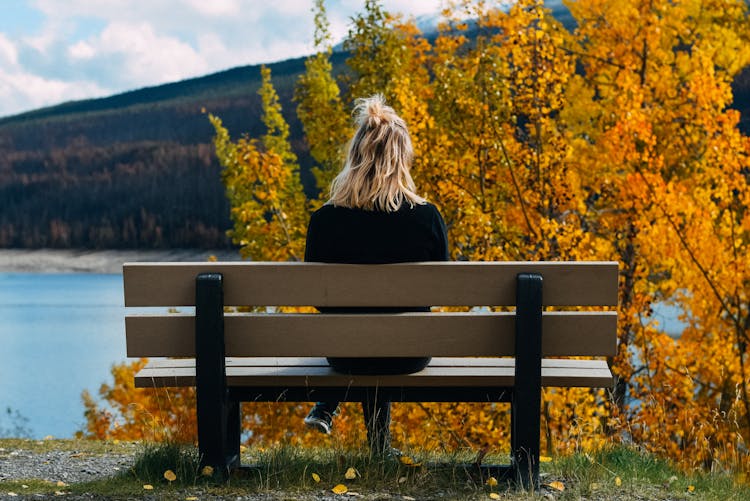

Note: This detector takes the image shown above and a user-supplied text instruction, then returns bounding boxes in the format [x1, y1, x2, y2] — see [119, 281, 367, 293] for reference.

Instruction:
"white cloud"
[0, 69, 108, 116]
[68, 40, 95, 60]
[0, 0, 444, 117]
[185, 0, 241, 16]
[95, 21, 208, 86]
[0, 34, 18, 66]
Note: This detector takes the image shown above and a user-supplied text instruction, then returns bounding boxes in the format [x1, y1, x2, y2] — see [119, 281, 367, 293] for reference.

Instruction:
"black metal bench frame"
[194, 272, 545, 488]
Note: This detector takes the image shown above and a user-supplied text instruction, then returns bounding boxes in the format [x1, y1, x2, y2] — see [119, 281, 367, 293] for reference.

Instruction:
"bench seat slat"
[134, 358, 613, 389]
[124, 261, 619, 307]
[126, 311, 617, 358]
[145, 357, 605, 369]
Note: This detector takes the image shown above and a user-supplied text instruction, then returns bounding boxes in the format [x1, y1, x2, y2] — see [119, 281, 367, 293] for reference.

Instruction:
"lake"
[0, 273, 126, 439]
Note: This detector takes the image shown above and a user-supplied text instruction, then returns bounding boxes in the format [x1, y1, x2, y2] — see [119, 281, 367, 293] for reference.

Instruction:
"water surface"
[0, 273, 125, 438]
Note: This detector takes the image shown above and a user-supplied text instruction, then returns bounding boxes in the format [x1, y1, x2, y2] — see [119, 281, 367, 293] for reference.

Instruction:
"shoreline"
[0, 249, 242, 274]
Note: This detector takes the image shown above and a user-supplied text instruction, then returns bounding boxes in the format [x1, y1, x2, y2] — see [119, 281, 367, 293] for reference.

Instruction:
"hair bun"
[354, 94, 391, 128]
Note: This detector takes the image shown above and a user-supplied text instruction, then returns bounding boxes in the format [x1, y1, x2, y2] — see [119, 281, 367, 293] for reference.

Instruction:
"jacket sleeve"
[304, 211, 319, 262]
[433, 206, 450, 261]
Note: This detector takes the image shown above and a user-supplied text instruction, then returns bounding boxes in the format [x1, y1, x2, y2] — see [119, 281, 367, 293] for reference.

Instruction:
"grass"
[1, 440, 749, 499]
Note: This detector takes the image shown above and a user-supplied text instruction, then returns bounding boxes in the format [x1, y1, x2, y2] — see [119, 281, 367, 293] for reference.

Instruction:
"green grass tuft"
[126, 441, 202, 486]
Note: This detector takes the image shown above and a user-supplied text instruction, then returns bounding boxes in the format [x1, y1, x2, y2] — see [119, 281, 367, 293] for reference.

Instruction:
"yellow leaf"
[345, 467, 358, 479]
[186, 498, 199, 501]
[164, 470, 177, 482]
[614, 476, 622, 486]
[54, 491, 66, 496]
[547, 480, 565, 491]
[688, 485, 695, 492]
[44, 435, 54, 440]
[399, 455, 423, 467]
[201, 465, 214, 477]
[332, 484, 348, 494]
[590, 482, 600, 491]
[486, 476, 498, 486]
[56, 481, 67, 487]
[312, 472, 321, 483]
[489, 494, 501, 500]
[540, 455, 552, 462]
[240, 445, 247, 453]
[143, 484, 154, 490]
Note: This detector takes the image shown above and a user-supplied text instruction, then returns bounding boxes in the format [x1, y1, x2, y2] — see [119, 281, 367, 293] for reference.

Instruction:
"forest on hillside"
[0, 54, 342, 249]
[0, 3, 749, 249]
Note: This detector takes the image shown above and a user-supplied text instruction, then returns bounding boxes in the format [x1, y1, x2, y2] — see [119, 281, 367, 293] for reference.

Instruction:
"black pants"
[312, 356, 431, 453]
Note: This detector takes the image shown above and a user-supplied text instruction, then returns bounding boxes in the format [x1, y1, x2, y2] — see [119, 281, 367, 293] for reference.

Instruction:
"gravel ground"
[0, 446, 133, 484]
[0, 447, 436, 500]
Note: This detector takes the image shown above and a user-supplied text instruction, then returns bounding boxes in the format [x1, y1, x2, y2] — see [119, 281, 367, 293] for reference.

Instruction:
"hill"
[0, 4, 748, 249]
[0, 52, 352, 249]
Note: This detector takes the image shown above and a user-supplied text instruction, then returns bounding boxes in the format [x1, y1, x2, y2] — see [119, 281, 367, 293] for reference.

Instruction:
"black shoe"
[304, 406, 334, 434]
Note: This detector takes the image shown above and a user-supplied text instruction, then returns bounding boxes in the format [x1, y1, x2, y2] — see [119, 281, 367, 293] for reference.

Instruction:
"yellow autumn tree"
[565, 0, 750, 470]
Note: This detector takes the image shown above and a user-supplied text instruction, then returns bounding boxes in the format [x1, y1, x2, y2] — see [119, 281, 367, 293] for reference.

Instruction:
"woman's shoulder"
[406, 201, 442, 218]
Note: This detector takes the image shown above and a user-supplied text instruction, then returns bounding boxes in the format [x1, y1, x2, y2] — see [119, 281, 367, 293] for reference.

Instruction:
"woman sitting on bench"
[303, 94, 449, 450]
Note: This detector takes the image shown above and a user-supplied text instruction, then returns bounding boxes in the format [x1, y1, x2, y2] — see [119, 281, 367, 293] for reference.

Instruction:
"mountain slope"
[0, 6, 748, 249]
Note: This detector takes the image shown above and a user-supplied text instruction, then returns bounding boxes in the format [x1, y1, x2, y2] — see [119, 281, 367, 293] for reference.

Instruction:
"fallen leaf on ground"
[688, 485, 695, 492]
[332, 483, 348, 494]
[345, 467, 358, 479]
[399, 455, 422, 467]
[56, 481, 68, 487]
[546, 481, 565, 491]
[403, 496, 416, 500]
[164, 470, 177, 482]
[614, 476, 622, 487]
[69, 452, 84, 458]
[143, 484, 154, 490]
[489, 494, 501, 500]
[311, 472, 321, 483]
[185, 497, 199, 500]
[540, 455, 552, 462]
[54, 491, 66, 496]
[398, 476, 407, 484]
[201, 465, 214, 477]
[6, 493, 17, 497]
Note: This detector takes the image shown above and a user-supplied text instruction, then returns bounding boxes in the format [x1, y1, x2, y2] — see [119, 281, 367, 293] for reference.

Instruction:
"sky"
[0, 0, 444, 118]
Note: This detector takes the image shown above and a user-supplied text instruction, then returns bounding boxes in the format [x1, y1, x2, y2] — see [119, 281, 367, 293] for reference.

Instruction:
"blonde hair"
[329, 94, 426, 212]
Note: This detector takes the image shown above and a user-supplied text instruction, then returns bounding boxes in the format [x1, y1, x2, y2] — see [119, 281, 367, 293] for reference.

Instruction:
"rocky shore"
[0, 249, 242, 274]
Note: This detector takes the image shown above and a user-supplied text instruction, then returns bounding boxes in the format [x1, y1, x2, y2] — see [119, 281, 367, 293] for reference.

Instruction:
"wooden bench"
[123, 261, 618, 488]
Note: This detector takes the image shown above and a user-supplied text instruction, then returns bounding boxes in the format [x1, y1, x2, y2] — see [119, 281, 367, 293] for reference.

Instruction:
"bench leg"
[362, 389, 391, 455]
[512, 273, 543, 490]
[195, 272, 239, 475]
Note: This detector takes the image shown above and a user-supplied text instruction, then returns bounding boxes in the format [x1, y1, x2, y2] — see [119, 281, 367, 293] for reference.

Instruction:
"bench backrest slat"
[125, 311, 617, 358]
[123, 261, 618, 307]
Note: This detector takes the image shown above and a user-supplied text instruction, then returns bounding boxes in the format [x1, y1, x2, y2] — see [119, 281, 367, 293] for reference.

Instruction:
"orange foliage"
[83, 0, 750, 474]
